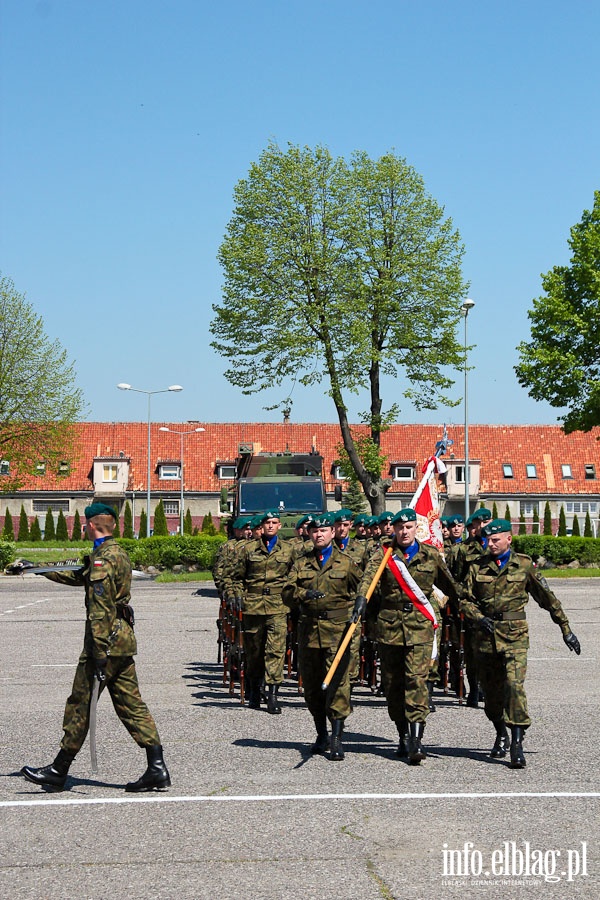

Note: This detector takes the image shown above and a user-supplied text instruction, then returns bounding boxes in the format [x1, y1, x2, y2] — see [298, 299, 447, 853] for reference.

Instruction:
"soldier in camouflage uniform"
[332, 509, 368, 687]
[353, 508, 461, 764]
[284, 513, 362, 760]
[213, 516, 253, 599]
[462, 518, 581, 768]
[21, 503, 170, 792]
[230, 510, 296, 714]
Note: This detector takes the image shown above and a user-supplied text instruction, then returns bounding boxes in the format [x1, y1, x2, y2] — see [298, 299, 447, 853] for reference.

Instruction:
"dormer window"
[159, 464, 180, 480]
[503, 464, 513, 478]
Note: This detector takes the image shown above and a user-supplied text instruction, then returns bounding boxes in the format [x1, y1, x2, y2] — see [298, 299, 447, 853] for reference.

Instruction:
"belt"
[491, 610, 526, 622]
[382, 601, 414, 613]
[301, 607, 348, 622]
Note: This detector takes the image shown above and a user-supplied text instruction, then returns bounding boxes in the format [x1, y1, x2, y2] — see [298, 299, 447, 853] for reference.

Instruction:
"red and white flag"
[409, 455, 447, 551]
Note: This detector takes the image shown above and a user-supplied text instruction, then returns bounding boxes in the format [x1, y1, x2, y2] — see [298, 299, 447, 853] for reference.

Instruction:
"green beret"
[378, 511, 394, 524]
[249, 515, 264, 528]
[446, 514, 464, 526]
[308, 512, 336, 528]
[473, 507, 492, 522]
[295, 515, 309, 529]
[259, 510, 280, 523]
[84, 503, 117, 520]
[353, 514, 368, 526]
[333, 509, 353, 523]
[483, 518, 512, 536]
[391, 507, 417, 524]
[233, 516, 252, 529]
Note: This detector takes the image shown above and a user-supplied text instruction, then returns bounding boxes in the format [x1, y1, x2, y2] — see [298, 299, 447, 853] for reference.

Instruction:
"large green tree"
[0, 274, 86, 488]
[211, 143, 467, 513]
[515, 192, 600, 432]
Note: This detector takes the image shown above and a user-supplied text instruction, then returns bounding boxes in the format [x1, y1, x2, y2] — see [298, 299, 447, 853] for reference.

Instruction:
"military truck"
[225, 444, 329, 537]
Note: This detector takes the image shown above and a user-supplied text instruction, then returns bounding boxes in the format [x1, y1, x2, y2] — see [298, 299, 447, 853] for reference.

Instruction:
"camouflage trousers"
[428, 595, 442, 683]
[378, 642, 431, 724]
[243, 613, 287, 685]
[299, 637, 352, 722]
[476, 644, 531, 728]
[60, 652, 161, 755]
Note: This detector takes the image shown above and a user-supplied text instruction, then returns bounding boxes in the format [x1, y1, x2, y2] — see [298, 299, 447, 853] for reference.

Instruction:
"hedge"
[117, 535, 226, 570]
[512, 535, 600, 566]
[0, 540, 16, 569]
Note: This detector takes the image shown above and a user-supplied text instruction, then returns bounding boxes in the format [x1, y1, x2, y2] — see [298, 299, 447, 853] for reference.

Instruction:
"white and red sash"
[388, 552, 439, 659]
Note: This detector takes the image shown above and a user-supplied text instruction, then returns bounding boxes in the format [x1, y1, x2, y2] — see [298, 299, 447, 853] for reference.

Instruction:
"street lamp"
[461, 299, 475, 523]
[117, 383, 183, 537]
[159, 426, 205, 534]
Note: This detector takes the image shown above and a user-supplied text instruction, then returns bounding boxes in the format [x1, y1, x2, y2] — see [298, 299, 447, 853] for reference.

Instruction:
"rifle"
[441, 601, 452, 694]
[216, 594, 226, 665]
[458, 611, 465, 704]
[5, 558, 83, 575]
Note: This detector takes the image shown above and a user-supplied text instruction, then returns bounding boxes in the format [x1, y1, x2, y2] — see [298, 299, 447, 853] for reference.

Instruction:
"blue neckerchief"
[402, 540, 419, 564]
[93, 536, 110, 550]
[263, 535, 278, 553]
[319, 544, 333, 567]
[479, 535, 488, 550]
[494, 549, 511, 570]
[451, 537, 463, 544]
[336, 537, 349, 551]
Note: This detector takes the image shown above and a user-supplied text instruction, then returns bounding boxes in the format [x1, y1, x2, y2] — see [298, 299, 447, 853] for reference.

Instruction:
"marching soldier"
[353, 508, 461, 764]
[461, 519, 580, 768]
[230, 510, 296, 714]
[284, 513, 362, 760]
[20, 503, 170, 792]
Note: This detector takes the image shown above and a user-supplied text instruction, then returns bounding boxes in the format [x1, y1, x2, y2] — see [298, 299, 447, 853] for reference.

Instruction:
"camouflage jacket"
[449, 537, 486, 582]
[335, 537, 370, 571]
[359, 539, 461, 647]
[461, 550, 571, 652]
[283, 544, 362, 648]
[230, 536, 296, 615]
[43, 537, 136, 660]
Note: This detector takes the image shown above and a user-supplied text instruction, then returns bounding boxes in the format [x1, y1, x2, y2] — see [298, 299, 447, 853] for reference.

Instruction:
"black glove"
[352, 595, 368, 624]
[479, 616, 495, 635]
[94, 658, 107, 682]
[305, 589, 325, 601]
[563, 631, 581, 655]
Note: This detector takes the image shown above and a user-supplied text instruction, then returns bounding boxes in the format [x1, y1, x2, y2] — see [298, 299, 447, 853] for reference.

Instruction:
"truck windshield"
[239, 481, 325, 514]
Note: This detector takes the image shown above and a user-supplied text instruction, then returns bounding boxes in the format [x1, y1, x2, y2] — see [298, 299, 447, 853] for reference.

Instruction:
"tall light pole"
[117, 383, 183, 537]
[461, 299, 475, 523]
[159, 426, 205, 534]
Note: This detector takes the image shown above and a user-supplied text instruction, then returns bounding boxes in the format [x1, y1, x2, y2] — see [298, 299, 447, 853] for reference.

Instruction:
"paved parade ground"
[1, 575, 598, 899]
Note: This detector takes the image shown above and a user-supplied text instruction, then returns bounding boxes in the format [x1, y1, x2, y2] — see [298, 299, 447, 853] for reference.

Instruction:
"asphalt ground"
[0, 575, 598, 900]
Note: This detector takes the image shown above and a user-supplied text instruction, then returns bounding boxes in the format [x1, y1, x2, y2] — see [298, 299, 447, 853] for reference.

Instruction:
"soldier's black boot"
[266, 683, 282, 715]
[490, 721, 509, 758]
[466, 685, 479, 708]
[247, 679, 261, 709]
[310, 715, 329, 755]
[21, 748, 75, 791]
[125, 745, 171, 792]
[329, 718, 345, 761]
[395, 720, 409, 758]
[509, 726, 526, 769]
[428, 682, 437, 712]
[408, 722, 426, 765]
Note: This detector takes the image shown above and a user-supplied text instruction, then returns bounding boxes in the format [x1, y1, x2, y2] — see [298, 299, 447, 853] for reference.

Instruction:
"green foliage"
[584, 510, 593, 538]
[139, 508, 148, 539]
[123, 502, 134, 539]
[153, 500, 168, 536]
[492, 502, 498, 518]
[201, 511, 217, 535]
[113, 512, 121, 538]
[0, 273, 86, 490]
[17, 505, 30, 541]
[557, 505, 567, 537]
[118, 535, 226, 571]
[71, 509, 82, 541]
[572, 514, 580, 536]
[532, 507, 539, 535]
[211, 142, 466, 509]
[2, 508, 14, 540]
[184, 507, 193, 535]
[44, 508, 56, 540]
[513, 534, 600, 566]
[0, 540, 16, 568]
[504, 505, 512, 523]
[515, 191, 600, 432]
[518, 513, 526, 535]
[29, 517, 42, 541]
[55, 509, 69, 541]
[343, 479, 369, 516]
[543, 501, 553, 536]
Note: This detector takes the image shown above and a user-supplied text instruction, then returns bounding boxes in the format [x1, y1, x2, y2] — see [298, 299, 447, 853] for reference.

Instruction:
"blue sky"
[1, 0, 598, 430]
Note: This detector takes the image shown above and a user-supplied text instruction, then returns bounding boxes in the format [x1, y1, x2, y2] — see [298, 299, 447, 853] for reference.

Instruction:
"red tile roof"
[10, 422, 600, 497]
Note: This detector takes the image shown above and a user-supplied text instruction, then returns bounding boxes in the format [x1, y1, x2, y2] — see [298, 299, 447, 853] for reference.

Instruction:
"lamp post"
[159, 426, 205, 534]
[117, 383, 183, 537]
[461, 299, 475, 523]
